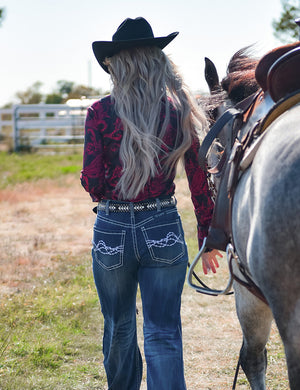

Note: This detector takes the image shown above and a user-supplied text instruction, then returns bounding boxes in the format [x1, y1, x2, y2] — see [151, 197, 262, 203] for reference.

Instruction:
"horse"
[196, 44, 300, 389]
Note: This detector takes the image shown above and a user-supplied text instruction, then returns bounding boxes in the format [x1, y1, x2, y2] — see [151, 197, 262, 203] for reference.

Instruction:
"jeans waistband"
[98, 196, 176, 213]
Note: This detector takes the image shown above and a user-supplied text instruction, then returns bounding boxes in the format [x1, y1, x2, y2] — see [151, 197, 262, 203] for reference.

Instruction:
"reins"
[187, 238, 234, 296]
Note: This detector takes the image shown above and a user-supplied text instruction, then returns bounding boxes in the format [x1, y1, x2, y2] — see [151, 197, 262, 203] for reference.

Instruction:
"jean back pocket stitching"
[93, 229, 125, 270]
[141, 221, 185, 264]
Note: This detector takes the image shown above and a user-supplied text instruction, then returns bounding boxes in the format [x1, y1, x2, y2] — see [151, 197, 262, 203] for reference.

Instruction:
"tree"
[47, 80, 102, 103]
[13, 80, 105, 106]
[272, 0, 300, 43]
[66, 84, 101, 100]
[0, 8, 5, 27]
[56, 80, 75, 97]
[45, 93, 64, 104]
[15, 82, 43, 104]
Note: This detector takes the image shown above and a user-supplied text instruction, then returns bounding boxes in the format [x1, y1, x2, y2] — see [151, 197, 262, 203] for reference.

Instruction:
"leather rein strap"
[198, 108, 241, 170]
[199, 92, 260, 171]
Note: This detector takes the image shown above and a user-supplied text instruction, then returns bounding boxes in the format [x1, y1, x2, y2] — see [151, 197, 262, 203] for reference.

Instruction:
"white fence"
[0, 101, 95, 152]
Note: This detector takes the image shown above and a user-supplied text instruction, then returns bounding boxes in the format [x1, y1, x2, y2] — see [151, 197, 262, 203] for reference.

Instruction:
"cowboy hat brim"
[92, 32, 179, 73]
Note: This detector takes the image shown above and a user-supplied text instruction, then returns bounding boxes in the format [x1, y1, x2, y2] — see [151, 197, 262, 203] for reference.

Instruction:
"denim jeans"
[92, 200, 188, 390]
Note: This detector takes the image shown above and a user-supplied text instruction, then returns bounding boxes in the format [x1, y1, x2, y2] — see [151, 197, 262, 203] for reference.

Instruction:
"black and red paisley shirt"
[81, 95, 214, 248]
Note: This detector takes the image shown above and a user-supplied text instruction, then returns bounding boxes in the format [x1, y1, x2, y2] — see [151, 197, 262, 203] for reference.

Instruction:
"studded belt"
[98, 196, 176, 213]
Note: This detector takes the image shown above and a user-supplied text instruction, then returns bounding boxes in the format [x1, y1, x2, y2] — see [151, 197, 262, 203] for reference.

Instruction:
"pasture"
[0, 152, 288, 389]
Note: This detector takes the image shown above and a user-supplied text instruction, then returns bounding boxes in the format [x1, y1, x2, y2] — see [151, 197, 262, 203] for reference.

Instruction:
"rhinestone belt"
[98, 197, 176, 213]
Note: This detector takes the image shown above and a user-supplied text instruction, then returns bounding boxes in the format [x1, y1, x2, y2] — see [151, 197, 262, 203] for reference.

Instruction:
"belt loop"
[105, 200, 110, 215]
[129, 202, 134, 217]
[174, 196, 177, 206]
[156, 198, 161, 211]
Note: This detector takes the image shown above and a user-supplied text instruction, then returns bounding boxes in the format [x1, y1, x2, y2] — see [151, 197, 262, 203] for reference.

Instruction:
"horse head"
[200, 47, 261, 191]
[203, 46, 260, 123]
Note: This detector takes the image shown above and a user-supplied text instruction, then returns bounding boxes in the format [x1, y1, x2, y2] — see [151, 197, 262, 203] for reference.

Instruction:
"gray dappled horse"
[200, 44, 300, 389]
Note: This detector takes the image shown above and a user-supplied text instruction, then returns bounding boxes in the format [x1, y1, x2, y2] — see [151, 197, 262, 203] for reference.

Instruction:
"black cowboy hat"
[92, 17, 179, 73]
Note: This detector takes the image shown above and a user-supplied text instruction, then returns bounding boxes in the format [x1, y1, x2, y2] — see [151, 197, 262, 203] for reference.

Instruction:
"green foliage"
[13, 79, 105, 107]
[0, 7, 5, 26]
[45, 93, 64, 104]
[66, 85, 101, 100]
[15, 81, 44, 105]
[0, 152, 82, 188]
[57, 80, 75, 96]
[272, 0, 300, 42]
[46, 80, 102, 104]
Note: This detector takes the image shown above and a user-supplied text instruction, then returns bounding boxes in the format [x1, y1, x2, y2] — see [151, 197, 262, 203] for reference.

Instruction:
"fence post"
[13, 105, 19, 152]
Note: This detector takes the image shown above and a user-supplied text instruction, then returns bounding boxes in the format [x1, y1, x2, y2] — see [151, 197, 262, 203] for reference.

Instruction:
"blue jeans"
[92, 200, 188, 390]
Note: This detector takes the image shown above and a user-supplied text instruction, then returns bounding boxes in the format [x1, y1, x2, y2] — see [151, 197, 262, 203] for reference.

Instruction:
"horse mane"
[200, 45, 260, 121]
[221, 45, 260, 105]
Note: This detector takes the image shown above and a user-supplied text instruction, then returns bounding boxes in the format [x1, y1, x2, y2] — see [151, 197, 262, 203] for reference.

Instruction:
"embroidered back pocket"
[142, 220, 185, 264]
[92, 228, 125, 270]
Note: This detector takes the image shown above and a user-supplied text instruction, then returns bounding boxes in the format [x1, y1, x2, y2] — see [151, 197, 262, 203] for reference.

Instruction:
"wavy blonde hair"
[104, 46, 207, 199]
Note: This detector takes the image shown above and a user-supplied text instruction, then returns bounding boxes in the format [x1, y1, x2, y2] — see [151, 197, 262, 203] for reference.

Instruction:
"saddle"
[202, 44, 300, 252]
[255, 41, 300, 97]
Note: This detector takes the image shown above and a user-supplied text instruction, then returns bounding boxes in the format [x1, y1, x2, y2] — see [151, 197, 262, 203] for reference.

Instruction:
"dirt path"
[0, 176, 286, 389]
[0, 177, 95, 295]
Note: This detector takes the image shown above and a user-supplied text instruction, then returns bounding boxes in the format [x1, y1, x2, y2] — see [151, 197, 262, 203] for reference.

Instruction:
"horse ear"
[204, 57, 220, 93]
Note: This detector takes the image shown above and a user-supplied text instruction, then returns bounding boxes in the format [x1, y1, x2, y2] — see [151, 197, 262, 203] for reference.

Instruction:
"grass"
[0, 255, 107, 390]
[0, 152, 82, 189]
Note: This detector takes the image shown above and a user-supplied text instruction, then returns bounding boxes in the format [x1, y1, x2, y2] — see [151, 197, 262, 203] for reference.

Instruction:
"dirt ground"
[0, 176, 287, 389]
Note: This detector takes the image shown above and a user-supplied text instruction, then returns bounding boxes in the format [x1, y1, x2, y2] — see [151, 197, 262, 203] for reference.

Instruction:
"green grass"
[0, 152, 82, 188]
[0, 255, 107, 390]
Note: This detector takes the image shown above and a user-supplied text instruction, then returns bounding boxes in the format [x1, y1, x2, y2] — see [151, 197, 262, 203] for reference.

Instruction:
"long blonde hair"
[104, 46, 207, 199]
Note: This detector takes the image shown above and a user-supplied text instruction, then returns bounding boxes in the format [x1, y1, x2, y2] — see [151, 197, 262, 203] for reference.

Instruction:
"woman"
[81, 17, 220, 390]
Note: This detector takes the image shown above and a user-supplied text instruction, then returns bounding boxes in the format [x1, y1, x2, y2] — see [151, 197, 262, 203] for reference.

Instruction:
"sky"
[0, 0, 288, 107]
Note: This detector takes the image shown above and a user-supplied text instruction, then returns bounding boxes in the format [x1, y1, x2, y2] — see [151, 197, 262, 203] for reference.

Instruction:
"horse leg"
[247, 199, 300, 389]
[277, 312, 300, 390]
[255, 267, 300, 390]
[233, 281, 273, 390]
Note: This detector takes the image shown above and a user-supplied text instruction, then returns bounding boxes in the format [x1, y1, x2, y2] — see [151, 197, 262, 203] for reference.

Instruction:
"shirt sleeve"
[184, 136, 214, 249]
[80, 106, 105, 202]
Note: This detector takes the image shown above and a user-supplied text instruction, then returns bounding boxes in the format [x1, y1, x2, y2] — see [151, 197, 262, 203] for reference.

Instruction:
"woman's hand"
[202, 249, 222, 274]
